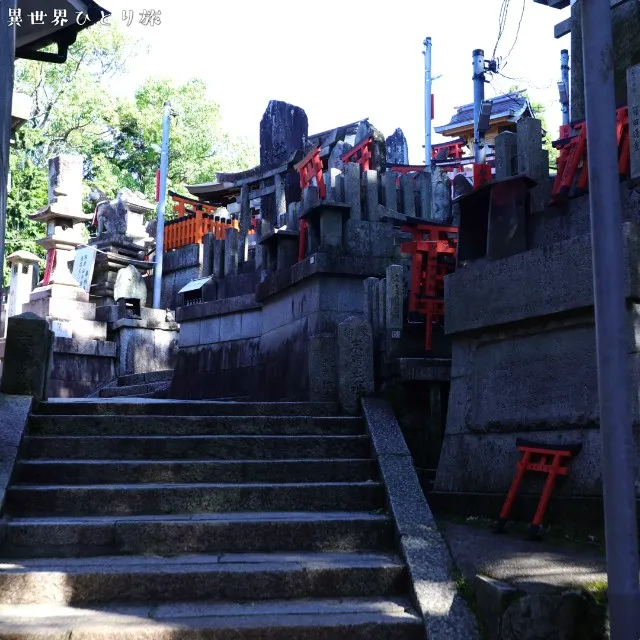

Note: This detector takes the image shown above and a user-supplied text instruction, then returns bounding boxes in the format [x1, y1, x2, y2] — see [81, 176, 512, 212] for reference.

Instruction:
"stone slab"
[393, 358, 451, 382]
[445, 224, 640, 335]
[176, 294, 261, 323]
[53, 337, 117, 358]
[362, 397, 481, 639]
[0, 393, 32, 511]
[1, 313, 53, 400]
[308, 334, 338, 403]
[337, 317, 374, 415]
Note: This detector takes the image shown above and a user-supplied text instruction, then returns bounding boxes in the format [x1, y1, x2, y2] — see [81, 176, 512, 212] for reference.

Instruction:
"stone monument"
[385, 128, 409, 166]
[16, 156, 117, 397]
[88, 188, 154, 306]
[5, 251, 41, 324]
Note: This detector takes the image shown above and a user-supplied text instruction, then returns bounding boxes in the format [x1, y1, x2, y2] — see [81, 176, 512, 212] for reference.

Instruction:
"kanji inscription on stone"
[627, 64, 640, 182]
[72, 247, 96, 293]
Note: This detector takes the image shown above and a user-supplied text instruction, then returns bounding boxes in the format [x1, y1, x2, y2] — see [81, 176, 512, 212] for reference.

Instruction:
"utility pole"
[0, 0, 18, 326]
[472, 49, 486, 164]
[152, 101, 172, 309]
[560, 49, 570, 126]
[581, 1, 640, 638]
[424, 37, 433, 168]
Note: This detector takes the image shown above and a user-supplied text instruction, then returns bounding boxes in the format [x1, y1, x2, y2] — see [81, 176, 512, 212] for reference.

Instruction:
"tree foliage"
[5, 23, 257, 281]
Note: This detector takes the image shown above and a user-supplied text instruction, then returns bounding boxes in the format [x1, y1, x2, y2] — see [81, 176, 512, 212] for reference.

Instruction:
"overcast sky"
[99, 0, 571, 165]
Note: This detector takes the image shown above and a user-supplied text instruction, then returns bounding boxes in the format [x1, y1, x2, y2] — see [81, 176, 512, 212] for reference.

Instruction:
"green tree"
[100, 77, 257, 205]
[5, 23, 257, 281]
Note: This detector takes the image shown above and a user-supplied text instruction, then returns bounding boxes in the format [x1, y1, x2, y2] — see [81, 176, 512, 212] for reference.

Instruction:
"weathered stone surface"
[376, 279, 386, 338]
[417, 172, 432, 220]
[113, 265, 147, 306]
[309, 333, 338, 402]
[260, 100, 308, 169]
[239, 185, 251, 262]
[516, 118, 549, 213]
[385, 265, 403, 332]
[431, 167, 451, 222]
[224, 228, 239, 277]
[401, 174, 416, 218]
[362, 398, 481, 639]
[328, 140, 352, 172]
[1, 313, 53, 400]
[337, 317, 374, 414]
[363, 278, 379, 329]
[382, 172, 398, 212]
[628, 63, 640, 182]
[474, 575, 521, 640]
[48, 155, 83, 215]
[0, 393, 32, 511]
[501, 591, 603, 640]
[570, 0, 640, 122]
[363, 170, 379, 222]
[344, 163, 362, 221]
[354, 121, 386, 174]
[385, 128, 409, 166]
[494, 131, 518, 180]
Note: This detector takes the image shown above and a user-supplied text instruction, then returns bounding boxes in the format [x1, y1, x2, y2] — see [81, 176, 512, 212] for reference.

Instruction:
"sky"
[98, 0, 571, 166]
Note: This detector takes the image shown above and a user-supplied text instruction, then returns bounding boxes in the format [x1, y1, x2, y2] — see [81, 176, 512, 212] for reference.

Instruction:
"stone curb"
[362, 397, 481, 639]
[0, 393, 33, 514]
[473, 574, 609, 639]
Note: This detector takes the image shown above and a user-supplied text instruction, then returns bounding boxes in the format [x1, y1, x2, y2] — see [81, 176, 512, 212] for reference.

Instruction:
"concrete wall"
[435, 189, 640, 498]
[172, 275, 368, 401]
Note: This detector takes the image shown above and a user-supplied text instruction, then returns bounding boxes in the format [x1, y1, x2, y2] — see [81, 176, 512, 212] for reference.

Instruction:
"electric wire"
[492, 0, 511, 61]
[500, 0, 526, 70]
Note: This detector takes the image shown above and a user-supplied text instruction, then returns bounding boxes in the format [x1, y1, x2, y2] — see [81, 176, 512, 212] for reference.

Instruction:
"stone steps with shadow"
[99, 380, 170, 398]
[0, 400, 424, 639]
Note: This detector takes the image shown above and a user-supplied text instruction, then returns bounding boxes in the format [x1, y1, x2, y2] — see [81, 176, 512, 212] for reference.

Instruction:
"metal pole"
[424, 37, 432, 168]
[581, 2, 640, 638]
[0, 0, 18, 327]
[561, 49, 570, 126]
[152, 101, 171, 309]
[472, 48, 486, 164]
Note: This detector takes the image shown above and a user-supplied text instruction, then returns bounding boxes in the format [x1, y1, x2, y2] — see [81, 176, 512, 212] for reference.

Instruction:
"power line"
[500, 0, 526, 69]
[492, 0, 511, 60]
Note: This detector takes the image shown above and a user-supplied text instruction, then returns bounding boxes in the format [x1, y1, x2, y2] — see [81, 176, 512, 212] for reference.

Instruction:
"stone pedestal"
[89, 234, 152, 306]
[300, 202, 350, 252]
[96, 305, 179, 377]
[259, 229, 299, 273]
[24, 284, 107, 341]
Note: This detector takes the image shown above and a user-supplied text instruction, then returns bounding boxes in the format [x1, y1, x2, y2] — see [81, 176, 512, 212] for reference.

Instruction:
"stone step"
[27, 415, 364, 436]
[34, 401, 341, 417]
[0, 597, 423, 639]
[2, 511, 393, 559]
[15, 458, 376, 485]
[0, 552, 407, 606]
[5, 482, 385, 517]
[21, 435, 370, 461]
[99, 381, 170, 398]
[117, 370, 173, 386]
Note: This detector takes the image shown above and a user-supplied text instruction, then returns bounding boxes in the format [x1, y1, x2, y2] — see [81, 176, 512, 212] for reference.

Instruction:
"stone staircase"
[0, 400, 425, 638]
[98, 370, 174, 398]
